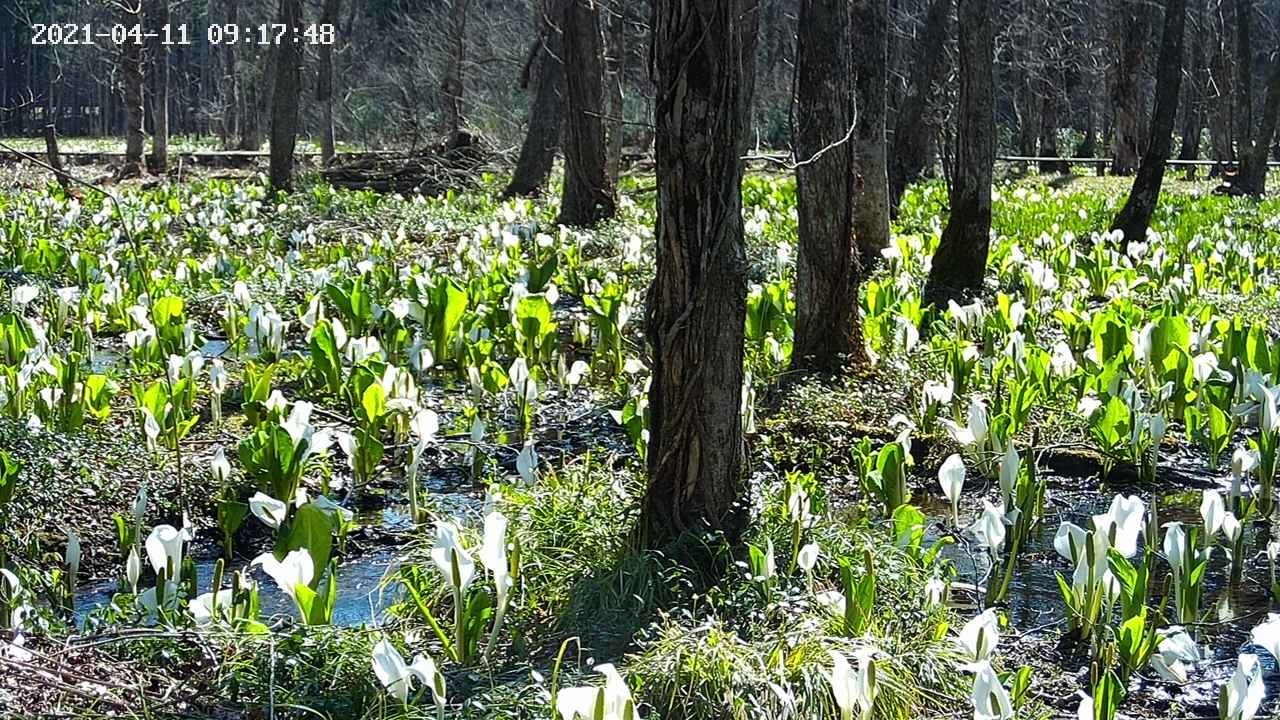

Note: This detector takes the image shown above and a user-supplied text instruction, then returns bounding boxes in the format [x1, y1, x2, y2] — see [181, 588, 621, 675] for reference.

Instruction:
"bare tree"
[888, 0, 951, 215]
[503, 0, 565, 198]
[440, 0, 468, 143]
[119, 0, 145, 178]
[147, 0, 170, 174]
[643, 0, 759, 546]
[851, 0, 891, 267]
[1239, 57, 1280, 193]
[317, 0, 341, 164]
[923, 0, 994, 308]
[268, 0, 304, 192]
[1112, 0, 1186, 243]
[1109, 5, 1150, 175]
[556, 0, 615, 227]
[794, 0, 860, 370]
[604, 0, 626, 185]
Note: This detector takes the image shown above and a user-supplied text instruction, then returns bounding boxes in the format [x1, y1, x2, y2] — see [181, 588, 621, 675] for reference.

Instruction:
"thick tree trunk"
[604, 1, 626, 186]
[888, 0, 951, 215]
[642, 0, 759, 547]
[502, 0, 565, 198]
[1038, 83, 1068, 174]
[268, 0, 304, 192]
[1109, 6, 1150, 175]
[222, 0, 240, 150]
[851, 0, 890, 270]
[1111, 0, 1186, 244]
[556, 0, 615, 227]
[440, 0, 468, 142]
[148, 0, 170, 175]
[119, 1, 145, 179]
[317, 0, 340, 164]
[1238, 60, 1280, 194]
[922, 0, 994, 308]
[1015, 79, 1040, 158]
[794, 0, 860, 370]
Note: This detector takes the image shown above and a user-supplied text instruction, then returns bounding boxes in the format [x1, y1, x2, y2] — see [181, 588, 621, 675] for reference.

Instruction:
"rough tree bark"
[502, 0, 565, 198]
[793, 0, 860, 370]
[604, 1, 626, 184]
[922, 0, 994, 308]
[556, 0, 616, 227]
[318, 0, 341, 164]
[268, 0, 304, 192]
[1238, 59, 1280, 194]
[440, 0, 468, 143]
[1111, 0, 1186, 244]
[1109, 6, 1151, 175]
[642, 0, 759, 547]
[851, 0, 890, 270]
[119, 0, 145, 179]
[888, 0, 951, 215]
[147, 0, 170, 175]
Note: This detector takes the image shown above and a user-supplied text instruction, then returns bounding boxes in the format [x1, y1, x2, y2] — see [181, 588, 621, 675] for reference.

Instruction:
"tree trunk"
[120, 1, 145, 179]
[794, 0, 860, 370]
[148, 0, 170, 175]
[222, 0, 240, 149]
[1207, 0, 1235, 172]
[268, 0, 304, 192]
[239, 47, 272, 151]
[888, 0, 951, 215]
[922, 0, 994, 308]
[604, 1, 626, 185]
[1109, 5, 1150, 175]
[556, 0, 615, 227]
[1111, 0, 1186, 244]
[440, 0, 468, 143]
[318, 0, 341, 165]
[1015, 78, 1040, 157]
[502, 0, 565, 198]
[1238, 59, 1280, 194]
[1038, 82, 1068, 173]
[1178, 0, 1205, 164]
[1234, 0, 1252, 141]
[850, 0, 890, 270]
[642, 0, 759, 547]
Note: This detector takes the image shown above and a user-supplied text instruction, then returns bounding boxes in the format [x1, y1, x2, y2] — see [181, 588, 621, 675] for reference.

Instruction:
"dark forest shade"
[793, 0, 861, 370]
[888, 0, 951, 216]
[502, 0, 565, 199]
[556, 0, 615, 227]
[923, 0, 995, 308]
[1239, 59, 1280, 194]
[1109, 7, 1150, 176]
[1111, 0, 1186, 244]
[642, 0, 759, 547]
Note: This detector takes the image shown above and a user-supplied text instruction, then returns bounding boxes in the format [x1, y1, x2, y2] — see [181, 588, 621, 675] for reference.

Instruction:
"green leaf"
[281, 503, 334, 583]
